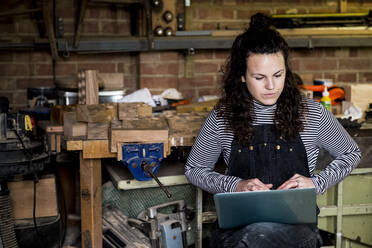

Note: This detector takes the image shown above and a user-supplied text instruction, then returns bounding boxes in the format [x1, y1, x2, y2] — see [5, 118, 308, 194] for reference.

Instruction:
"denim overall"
[210, 125, 320, 248]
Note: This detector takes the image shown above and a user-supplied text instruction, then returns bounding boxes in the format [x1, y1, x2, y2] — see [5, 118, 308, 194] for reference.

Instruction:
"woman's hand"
[277, 173, 315, 190]
[235, 178, 273, 192]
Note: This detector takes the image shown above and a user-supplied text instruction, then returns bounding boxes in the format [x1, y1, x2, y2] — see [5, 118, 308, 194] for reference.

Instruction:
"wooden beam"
[340, 0, 347, 13]
[74, 0, 88, 48]
[42, 0, 58, 59]
[0, 8, 41, 18]
[66, 140, 83, 151]
[83, 140, 116, 159]
[79, 153, 102, 248]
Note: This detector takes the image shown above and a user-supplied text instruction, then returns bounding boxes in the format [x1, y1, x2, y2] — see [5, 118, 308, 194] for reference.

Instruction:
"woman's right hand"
[235, 178, 273, 192]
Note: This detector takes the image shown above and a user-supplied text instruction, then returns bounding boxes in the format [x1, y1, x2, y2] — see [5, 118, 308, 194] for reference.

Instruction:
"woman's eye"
[255, 77, 264, 80]
[274, 74, 282, 78]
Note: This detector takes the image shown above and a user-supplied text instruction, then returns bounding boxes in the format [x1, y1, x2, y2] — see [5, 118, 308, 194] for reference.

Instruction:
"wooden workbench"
[67, 139, 115, 248]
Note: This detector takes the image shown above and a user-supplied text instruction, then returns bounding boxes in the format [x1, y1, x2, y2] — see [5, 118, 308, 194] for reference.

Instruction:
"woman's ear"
[241, 75, 246, 83]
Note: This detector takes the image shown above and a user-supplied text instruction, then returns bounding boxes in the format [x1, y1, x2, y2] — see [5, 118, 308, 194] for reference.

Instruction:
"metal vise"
[121, 143, 172, 198]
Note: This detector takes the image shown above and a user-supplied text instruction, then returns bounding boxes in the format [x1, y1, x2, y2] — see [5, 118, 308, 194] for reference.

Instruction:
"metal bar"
[196, 188, 203, 248]
[318, 204, 372, 217]
[336, 181, 343, 248]
[117, 175, 189, 190]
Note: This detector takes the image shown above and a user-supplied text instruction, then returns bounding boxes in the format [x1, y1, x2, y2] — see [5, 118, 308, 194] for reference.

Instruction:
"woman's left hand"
[277, 173, 315, 190]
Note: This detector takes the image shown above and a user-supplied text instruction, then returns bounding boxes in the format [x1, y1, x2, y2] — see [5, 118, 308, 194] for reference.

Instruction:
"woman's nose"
[265, 78, 274, 90]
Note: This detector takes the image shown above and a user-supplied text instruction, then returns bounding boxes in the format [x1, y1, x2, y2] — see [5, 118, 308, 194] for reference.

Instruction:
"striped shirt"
[185, 98, 361, 194]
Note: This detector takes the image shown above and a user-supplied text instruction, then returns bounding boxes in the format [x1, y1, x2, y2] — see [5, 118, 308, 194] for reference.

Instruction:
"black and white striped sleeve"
[184, 109, 241, 194]
[311, 104, 361, 194]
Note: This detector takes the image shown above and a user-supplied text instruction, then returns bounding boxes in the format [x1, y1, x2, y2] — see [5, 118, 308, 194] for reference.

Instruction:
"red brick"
[140, 77, 178, 89]
[56, 64, 77, 76]
[202, 23, 217, 30]
[15, 51, 52, 62]
[198, 88, 221, 97]
[16, 78, 54, 89]
[236, 10, 255, 20]
[63, 22, 75, 34]
[36, 64, 53, 75]
[349, 48, 358, 57]
[301, 59, 337, 71]
[82, 22, 99, 33]
[57, 7, 76, 18]
[339, 59, 372, 70]
[140, 52, 160, 62]
[119, 9, 130, 20]
[141, 63, 179, 75]
[222, 9, 234, 19]
[124, 76, 138, 89]
[86, 7, 100, 18]
[324, 48, 335, 57]
[337, 73, 356, 83]
[323, 73, 337, 83]
[0, 92, 12, 103]
[13, 91, 27, 104]
[0, 78, 16, 90]
[194, 62, 218, 73]
[289, 59, 300, 71]
[291, 49, 324, 58]
[180, 89, 196, 100]
[194, 51, 214, 60]
[179, 75, 215, 88]
[160, 52, 179, 61]
[359, 72, 372, 82]
[78, 63, 116, 73]
[0, 64, 29, 76]
[215, 51, 229, 60]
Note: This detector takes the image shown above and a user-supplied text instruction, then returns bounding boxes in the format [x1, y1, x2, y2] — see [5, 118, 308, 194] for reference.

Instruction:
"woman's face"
[242, 52, 286, 105]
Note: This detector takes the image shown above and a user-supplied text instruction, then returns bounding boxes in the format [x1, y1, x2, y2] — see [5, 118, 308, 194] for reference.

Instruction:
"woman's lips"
[263, 93, 276, 98]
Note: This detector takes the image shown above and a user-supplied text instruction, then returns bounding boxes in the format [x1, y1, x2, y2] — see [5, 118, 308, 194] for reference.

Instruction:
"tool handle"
[142, 162, 172, 198]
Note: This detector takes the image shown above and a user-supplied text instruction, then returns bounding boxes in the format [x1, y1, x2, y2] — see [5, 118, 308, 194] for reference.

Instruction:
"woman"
[185, 13, 361, 247]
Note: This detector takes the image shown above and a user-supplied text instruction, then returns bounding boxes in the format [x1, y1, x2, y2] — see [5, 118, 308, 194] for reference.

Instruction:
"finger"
[277, 180, 298, 190]
[289, 174, 302, 180]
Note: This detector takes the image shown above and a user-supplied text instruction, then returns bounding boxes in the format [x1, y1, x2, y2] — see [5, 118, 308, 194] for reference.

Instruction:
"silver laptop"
[214, 188, 316, 229]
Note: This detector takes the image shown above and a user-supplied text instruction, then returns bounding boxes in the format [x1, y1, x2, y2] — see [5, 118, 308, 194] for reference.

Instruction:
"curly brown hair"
[216, 13, 307, 145]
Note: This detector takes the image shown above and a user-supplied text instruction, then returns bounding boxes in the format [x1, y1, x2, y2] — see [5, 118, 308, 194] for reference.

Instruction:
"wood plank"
[79, 153, 102, 248]
[212, 27, 372, 37]
[87, 122, 108, 140]
[50, 133, 56, 151]
[83, 140, 116, 159]
[67, 140, 83, 151]
[64, 111, 87, 138]
[118, 102, 152, 120]
[9, 176, 58, 219]
[340, 0, 347, 13]
[85, 70, 99, 105]
[56, 134, 61, 153]
[46, 125, 63, 133]
[122, 116, 168, 130]
[110, 129, 168, 153]
[76, 104, 117, 123]
[42, 0, 58, 59]
[74, 0, 88, 48]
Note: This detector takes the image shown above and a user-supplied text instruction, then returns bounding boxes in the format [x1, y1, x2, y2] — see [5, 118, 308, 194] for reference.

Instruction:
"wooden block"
[110, 129, 168, 153]
[63, 112, 87, 137]
[66, 140, 83, 151]
[83, 140, 116, 159]
[56, 134, 61, 153]
[46, 125, 63, 133]
[76, 103, 118, 123]
[110, 119, 123, 129]
[85, 70, 99, 105]
[176, 99, 218, 113]
[122, 116, 168, 130]
[97, 73, 124, 90]
[87, 122, 108, 140]
[118, 102, 152, 120]
[9, 176, 58, 219]
[50, 133, 56, 151]
[50, 105, 76, 125]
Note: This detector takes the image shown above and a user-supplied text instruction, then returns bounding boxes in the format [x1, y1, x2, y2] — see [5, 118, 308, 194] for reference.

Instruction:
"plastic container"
[320, 87, 332, 111]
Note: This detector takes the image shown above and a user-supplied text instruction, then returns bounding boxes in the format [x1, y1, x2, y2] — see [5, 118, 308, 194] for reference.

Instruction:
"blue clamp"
[121, 143, 164, 181]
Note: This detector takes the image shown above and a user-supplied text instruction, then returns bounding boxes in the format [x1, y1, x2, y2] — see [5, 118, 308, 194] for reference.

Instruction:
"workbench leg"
[80, 152, 102, 248]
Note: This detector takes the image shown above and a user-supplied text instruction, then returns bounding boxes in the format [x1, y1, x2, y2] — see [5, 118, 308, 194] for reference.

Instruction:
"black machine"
[0, 97, 50, 248]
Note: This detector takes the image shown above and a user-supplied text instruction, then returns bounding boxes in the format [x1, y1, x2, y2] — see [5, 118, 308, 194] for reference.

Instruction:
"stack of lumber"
[164, 111, 208, 146]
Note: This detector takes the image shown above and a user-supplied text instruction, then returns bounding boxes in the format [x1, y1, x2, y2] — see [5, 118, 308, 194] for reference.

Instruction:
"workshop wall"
[1, 0, 372, 110]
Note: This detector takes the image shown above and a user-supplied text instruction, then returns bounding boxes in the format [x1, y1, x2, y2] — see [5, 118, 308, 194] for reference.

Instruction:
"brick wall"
[1, 0, 372, 110]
